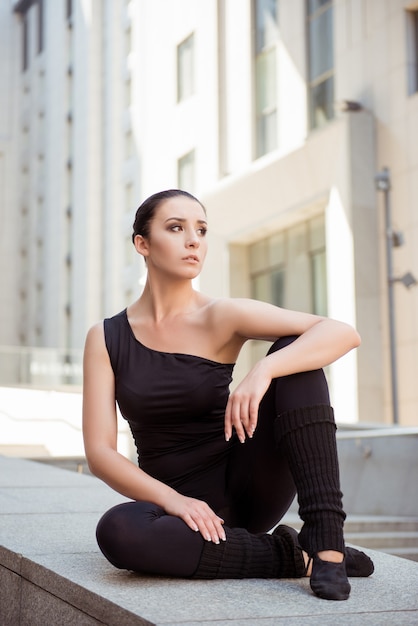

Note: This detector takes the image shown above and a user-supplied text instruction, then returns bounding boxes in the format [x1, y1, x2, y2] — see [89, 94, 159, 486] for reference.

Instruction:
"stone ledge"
[1, 456, 418, 625]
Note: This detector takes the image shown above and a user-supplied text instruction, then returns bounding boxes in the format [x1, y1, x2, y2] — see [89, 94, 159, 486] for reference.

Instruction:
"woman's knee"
[265, 335, 330, 410]
[96, 501, 164, 569]
[267, 335, 299, 355]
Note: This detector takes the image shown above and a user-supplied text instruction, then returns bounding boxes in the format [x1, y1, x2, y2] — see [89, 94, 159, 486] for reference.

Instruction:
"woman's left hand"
[224, 360, 272, 443]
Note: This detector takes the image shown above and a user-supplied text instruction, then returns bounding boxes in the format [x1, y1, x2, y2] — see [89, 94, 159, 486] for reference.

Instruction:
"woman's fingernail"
[225, 435, 230, 442]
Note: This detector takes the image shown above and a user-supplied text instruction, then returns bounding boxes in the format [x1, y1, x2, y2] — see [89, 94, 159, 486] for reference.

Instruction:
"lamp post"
[375, 168, 399, 424]
[375, 167, 417, 425]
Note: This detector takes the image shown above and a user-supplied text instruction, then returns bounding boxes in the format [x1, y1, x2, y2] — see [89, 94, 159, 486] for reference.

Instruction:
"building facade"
[1, 0, 418, 425]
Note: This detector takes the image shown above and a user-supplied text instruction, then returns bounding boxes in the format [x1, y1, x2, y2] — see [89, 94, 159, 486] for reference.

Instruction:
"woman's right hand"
[164, 492, 226, 544]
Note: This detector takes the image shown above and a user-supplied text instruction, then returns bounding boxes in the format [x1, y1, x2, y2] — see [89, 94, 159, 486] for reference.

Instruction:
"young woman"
[83, 189, 374, 601]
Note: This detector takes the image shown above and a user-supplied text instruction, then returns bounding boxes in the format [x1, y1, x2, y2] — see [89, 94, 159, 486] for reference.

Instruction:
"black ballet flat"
[309, 553, 351, 601]
[285, 527, 374, 580]
[345, 546, 374, 577]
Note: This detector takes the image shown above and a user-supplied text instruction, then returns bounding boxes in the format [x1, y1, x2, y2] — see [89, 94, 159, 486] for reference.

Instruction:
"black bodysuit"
[104, 309, 235, 513]
[96, 309, 331, 575]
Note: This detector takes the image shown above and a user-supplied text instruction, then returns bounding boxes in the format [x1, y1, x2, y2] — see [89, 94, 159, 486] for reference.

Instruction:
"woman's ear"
[133, 234, 149, 259]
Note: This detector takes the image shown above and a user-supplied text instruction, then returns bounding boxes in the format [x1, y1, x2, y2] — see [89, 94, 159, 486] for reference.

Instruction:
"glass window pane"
[407, 10, 418, 95]
[22, 14, 29, 71]
[311, 249, 327, 315]
[250, 239, 269, 273]
[255, 0, 278, 53]
[414, 11, 418, 93]
[255, 47, 277, 156]
[309, 214, 325, 250]
[270, 268, 285, 307]
[268, 231, 285, 265]
[249, 216, 326, 314]
[288, 222, 307, 256]
[252, 273, 271, 301]
[256, 109, 277, 157]
[256, 49, 277, 113]
[309, 76, 334, 129]
[308, 0, 332, 17]
[178, 150, 195, 191]
[177, 34, 194, 101]
[308, 7, 334, 80]
[285, 223, 311, 312]
[38, 0, 44, 54]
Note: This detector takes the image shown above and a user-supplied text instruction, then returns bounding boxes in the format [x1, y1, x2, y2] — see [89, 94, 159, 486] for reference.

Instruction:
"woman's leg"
[96, 500, 305, 579]
[225, 336, 334, 536]
[266, 337, 346, 556]
[96, 501, 203, 576]
[222, 337, 354, 600]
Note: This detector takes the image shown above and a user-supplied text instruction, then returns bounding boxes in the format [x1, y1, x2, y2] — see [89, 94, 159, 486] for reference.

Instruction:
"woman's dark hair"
[132, 189, 205, 243]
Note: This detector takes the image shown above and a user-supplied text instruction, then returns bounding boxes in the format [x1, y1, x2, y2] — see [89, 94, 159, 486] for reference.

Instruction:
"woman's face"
[135, 196, 208, 279]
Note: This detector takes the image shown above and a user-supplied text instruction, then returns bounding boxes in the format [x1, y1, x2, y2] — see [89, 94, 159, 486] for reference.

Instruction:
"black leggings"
[96, 337, 331, 576]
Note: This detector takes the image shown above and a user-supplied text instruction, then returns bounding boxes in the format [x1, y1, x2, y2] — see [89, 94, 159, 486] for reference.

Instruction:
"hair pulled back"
[132, 189, 205, 243]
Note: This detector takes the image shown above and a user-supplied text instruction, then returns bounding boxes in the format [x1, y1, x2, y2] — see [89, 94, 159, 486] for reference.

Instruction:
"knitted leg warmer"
[274, 404, 346, 556]
[191, 525, 305, 580]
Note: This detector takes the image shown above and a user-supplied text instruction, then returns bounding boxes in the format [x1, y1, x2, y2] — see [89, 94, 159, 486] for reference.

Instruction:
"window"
[254, 0, 279, 157]
[22, 13, 29, 71]
[309, 214, 327, 315]
[307, 0, 334, 130]
[177, 34, 194, 102]
[249, 214, 327, 314]
[177, 150, 195, 191]
[406, 9, 418, 95]
[37, 0, 44, 53]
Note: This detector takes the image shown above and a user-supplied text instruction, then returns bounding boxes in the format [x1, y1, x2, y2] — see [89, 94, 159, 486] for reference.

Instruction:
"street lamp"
[375, 167, 417, 425]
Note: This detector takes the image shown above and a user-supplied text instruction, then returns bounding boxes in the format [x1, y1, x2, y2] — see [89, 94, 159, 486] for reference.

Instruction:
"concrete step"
[283, 514, 418, 533]
[343, 518, 418, 534]
[281, 513, 418, 562]
[344, 531, 418, 549]
[381, 547, 418, 562]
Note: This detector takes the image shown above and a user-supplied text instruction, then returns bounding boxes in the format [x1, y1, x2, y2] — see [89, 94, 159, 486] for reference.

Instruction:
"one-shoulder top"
[104, 309, 236, 509]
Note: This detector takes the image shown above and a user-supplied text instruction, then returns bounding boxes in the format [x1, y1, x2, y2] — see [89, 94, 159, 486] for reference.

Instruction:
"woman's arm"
[82, 323, 226, 543]
[221, 298, 361, 442]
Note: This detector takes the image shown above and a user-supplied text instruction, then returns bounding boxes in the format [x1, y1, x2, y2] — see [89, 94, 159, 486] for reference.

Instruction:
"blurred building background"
[0, 0, 418, 462]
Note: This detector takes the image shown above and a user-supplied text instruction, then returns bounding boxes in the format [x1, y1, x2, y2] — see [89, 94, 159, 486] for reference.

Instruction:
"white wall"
[0, 386, 133, 460]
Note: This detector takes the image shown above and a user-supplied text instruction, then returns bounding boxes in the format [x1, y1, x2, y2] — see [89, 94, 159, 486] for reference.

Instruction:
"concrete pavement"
[1, 455, 417, 625]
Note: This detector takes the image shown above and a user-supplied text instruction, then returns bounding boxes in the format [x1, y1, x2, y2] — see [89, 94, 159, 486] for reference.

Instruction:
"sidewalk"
[1, 455, 417, 625]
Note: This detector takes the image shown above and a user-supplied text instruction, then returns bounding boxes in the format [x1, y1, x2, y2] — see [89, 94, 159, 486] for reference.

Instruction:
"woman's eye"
[198, 228, 207, 236]
[170, 225, 182, 232]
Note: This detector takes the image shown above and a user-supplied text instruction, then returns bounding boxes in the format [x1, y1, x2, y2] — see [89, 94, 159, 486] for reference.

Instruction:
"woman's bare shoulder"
[205, 297, 262, 333]
[86, 320, 105, 339]
[208, 297, 265, 317]
[84, 321, 106, 353]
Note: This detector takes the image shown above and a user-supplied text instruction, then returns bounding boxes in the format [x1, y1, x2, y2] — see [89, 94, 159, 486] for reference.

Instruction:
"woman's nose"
[186, 232, 200, 247]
